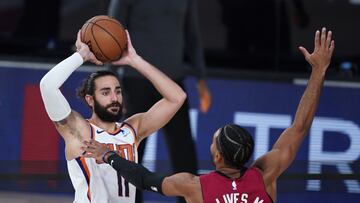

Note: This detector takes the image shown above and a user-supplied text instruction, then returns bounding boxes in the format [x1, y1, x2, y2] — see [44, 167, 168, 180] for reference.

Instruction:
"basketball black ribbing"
[217, 124, 254, 169]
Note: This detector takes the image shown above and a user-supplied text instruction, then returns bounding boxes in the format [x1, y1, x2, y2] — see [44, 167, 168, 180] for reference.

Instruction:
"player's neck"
[216, 167, 242, 179]
[88, 117, 117, 132]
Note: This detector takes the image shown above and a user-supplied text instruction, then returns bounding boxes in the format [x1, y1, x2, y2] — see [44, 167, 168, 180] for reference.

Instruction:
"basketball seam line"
[90, 20, 125, 61]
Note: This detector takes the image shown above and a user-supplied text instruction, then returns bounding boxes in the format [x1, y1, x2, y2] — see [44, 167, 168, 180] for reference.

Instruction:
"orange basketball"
[80, 15, 127, 63]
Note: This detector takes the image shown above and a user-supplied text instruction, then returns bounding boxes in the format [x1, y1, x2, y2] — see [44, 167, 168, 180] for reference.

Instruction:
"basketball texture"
[81, 15, 127, 63]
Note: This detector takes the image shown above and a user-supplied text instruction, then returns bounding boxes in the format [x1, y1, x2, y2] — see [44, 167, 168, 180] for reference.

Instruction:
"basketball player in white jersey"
[39, 30, 187, 203]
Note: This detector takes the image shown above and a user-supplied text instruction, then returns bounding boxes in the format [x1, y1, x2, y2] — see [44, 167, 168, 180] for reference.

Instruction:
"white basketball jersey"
[67, 122, 138, 203]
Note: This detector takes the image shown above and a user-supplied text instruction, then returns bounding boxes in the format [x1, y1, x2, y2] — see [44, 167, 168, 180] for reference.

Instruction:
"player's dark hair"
[216, 124, 254, 169]
[76, 70, 120, 100]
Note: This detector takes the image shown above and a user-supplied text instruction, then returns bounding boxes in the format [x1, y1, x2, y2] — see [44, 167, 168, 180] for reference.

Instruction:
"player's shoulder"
[118, 120, 136, 135]
[167, 172, 199, 186]
[159, 172, 200, 201]
[122, 113, 141, 128]
[55, 110, 90, 138]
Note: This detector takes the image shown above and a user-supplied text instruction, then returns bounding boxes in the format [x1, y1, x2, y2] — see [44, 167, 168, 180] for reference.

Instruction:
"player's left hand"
[81, 140, 111, 164]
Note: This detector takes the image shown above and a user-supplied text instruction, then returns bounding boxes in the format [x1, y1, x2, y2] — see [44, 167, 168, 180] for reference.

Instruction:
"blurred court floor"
[0, 191, 167, 203]
[0, 191, 73, 203]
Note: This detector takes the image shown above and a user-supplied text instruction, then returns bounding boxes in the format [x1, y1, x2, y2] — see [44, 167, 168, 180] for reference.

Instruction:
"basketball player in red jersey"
[82, 27, 334, 203]
[40, 30, 186, 203]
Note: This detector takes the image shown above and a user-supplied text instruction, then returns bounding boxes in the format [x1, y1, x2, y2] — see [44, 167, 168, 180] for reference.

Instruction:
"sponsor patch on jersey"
[120, 128, 131, 137]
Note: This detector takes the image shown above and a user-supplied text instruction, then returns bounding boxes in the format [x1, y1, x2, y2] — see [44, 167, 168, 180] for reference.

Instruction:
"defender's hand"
[82, 140, 111, 164]
[298, 27, 335, 74]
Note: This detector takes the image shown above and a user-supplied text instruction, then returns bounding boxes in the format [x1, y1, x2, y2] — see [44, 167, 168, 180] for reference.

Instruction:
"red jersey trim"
[251, 167, 275, 203]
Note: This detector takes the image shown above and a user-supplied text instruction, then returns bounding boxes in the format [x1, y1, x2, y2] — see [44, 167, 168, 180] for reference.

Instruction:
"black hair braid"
[234, 125, 254, 166]
[217, 124, 254, 169]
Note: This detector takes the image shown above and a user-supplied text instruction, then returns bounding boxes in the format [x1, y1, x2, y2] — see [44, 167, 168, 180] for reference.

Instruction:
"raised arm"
[253, 28, 334, 190]
[39, 31, 103, 160]
[112, 31, 187, 141]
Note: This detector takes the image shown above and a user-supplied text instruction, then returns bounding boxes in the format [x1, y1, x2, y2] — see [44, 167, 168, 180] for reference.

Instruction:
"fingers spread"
[326, 30, 332, 49]
[320, 27, 326, 48]
[77, 30, 81, 40]
[82, 153, 93, 158]
[314, 30, 320, 49]
[329, 40, 335, 55]
[82, 140, 94, 150]
[125, 30, 131, 46]
[298, 46, 310, 59]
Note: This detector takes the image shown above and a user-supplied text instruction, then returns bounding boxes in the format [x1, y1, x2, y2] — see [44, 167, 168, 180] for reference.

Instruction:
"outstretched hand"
[298, 27, 335, 73]
[81, 140, 112, 164]
[75, 30, 103, 66]
[111, 30, 139, 66]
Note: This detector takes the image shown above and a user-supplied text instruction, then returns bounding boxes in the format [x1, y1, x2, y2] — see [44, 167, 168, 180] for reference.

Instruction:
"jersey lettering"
[105, 143, 135, 197]
[215, 193, 264, 203]
[200, 169, 272, 203]
[106, 143, 135, 161]
[253, 197, 264, 203]
[241, 193, 248, 203]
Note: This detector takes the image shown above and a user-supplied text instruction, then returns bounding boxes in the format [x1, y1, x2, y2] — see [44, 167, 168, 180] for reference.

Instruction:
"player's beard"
[93, 98, 123, 122]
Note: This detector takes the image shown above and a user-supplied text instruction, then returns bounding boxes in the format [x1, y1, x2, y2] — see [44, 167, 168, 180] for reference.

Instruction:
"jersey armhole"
[121, 121, 138, 148]
[198, 175, 207, 203]
[250, 167, 275, 203]
[121, 121, 137, 136]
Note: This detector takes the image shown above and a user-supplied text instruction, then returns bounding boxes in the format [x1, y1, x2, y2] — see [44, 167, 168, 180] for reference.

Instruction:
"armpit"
[54, 119, 68, 127]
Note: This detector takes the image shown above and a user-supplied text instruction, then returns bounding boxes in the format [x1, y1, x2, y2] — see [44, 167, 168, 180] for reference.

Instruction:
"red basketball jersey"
[200, 167, 273, 203]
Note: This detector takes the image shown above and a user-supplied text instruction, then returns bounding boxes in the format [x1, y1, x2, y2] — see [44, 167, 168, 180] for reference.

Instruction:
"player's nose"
[110, 92, 118, 102]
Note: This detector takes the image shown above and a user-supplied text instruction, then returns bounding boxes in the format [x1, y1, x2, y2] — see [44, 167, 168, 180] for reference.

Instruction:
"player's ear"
[85, 94, 94, 107]
[214, 151, 223, 164]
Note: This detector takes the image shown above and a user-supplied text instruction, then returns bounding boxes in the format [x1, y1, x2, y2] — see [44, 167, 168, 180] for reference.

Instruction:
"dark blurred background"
[0, 1, 359, 202]
[0, 0, 359, 78]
